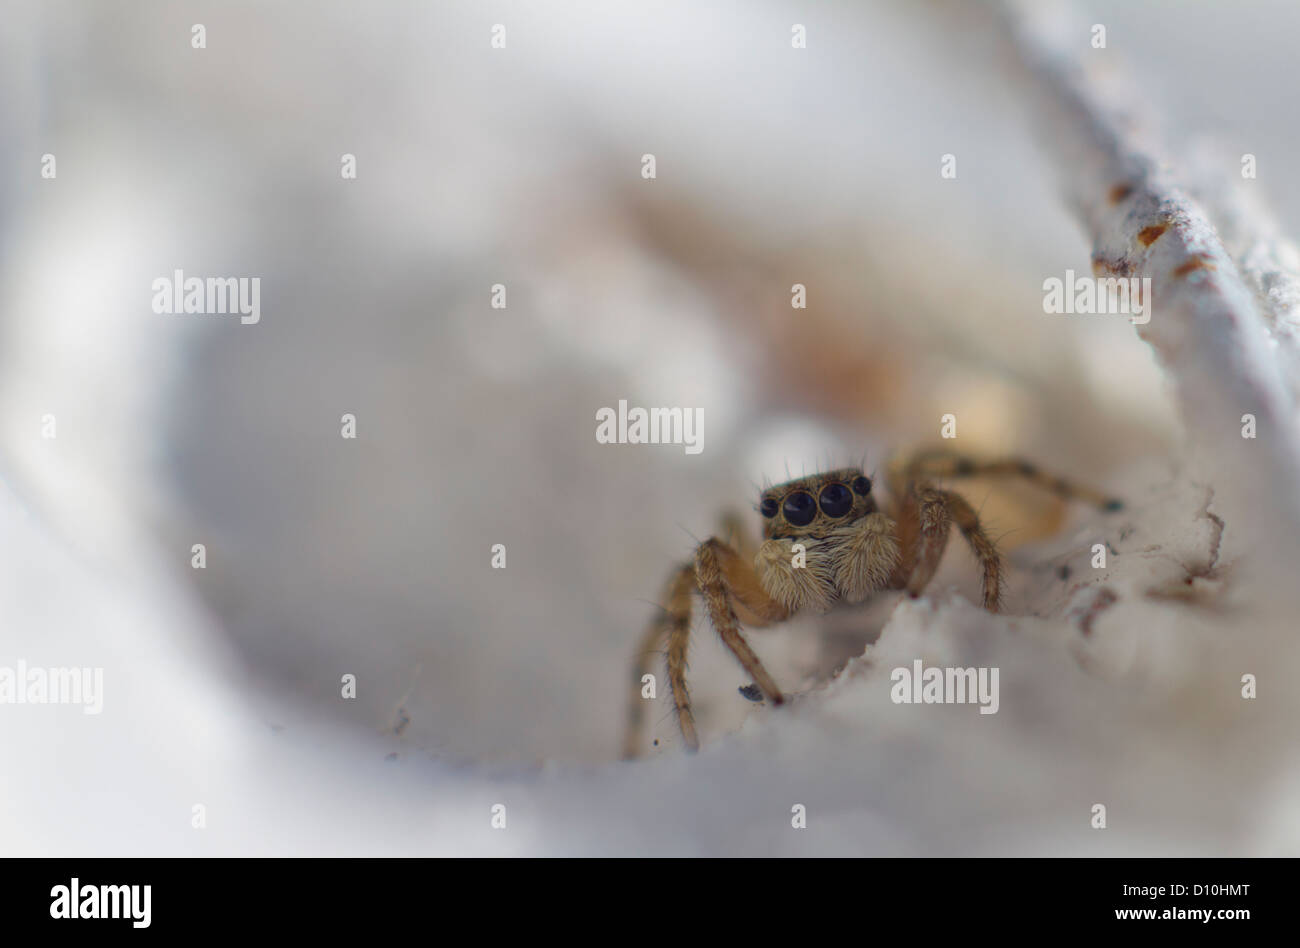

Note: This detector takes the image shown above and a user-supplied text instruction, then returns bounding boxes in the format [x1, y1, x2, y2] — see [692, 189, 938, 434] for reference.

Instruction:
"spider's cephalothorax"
[623, 450, 1123, 757]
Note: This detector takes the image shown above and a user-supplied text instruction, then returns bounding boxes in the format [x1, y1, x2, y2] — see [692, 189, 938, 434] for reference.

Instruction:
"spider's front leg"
[891, 481, 1004, 612]
[623, 532, 793, 757]
[694, 538, 790, 712]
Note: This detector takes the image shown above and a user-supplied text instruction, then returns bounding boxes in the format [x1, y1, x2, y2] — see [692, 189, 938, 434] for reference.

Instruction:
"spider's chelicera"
[623, 450, 1123, 757]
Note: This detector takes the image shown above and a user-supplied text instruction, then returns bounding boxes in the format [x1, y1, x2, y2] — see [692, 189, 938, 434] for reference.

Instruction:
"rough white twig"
[998, 0, 1300, 579]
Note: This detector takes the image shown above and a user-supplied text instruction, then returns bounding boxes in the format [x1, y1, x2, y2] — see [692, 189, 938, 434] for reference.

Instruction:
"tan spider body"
[623, 450, 1121, 756]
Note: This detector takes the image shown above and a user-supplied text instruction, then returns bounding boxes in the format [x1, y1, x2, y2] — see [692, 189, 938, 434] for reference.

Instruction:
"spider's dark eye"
[819, 483, 853, 517]
[852, 475, 872, 496]
[782, 491, 816, 527]
[760, 497, 778, 518]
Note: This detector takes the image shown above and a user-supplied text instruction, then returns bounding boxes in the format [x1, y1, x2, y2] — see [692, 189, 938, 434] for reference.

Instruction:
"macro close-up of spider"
[626, 451, 1123, 756]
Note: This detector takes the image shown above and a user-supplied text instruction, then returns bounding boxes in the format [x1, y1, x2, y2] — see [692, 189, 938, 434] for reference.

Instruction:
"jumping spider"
[623, 450, 1121, 757]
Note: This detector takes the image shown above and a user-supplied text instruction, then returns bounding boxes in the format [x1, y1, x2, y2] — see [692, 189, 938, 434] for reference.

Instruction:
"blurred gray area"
[2, 0, 1299, 855]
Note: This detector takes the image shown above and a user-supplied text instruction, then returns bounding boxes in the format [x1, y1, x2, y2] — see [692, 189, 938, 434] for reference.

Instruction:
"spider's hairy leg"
[621, 612, 667, 759]
[901, 448, 1124, 511]
[665, 569, 701, 754]
[625, 514, 791, 758]
[942, 487, 1004, 611]
[623, 563, 696, 758]
[889, 481, 1004, 612]
[695, 537, 788, 709]
[901, 484, 954, 600]
[832, 512, 901, 602]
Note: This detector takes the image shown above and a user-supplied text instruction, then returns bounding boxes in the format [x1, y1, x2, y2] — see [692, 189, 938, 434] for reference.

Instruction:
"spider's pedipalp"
[754, 537, 834, 613]
[831, 511, 901, 602]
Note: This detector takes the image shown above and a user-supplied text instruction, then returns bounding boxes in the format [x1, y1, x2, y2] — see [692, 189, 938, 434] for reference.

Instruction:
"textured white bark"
[1000, 0, 1300, 584]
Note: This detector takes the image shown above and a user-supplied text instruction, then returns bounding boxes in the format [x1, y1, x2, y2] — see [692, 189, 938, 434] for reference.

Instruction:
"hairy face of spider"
[758, 468, 877, 540]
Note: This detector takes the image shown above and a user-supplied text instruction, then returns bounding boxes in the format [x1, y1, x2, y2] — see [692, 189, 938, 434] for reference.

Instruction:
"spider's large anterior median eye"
[760, 497, 778, 518]
[852, 475, 872, 496]
[819, 483, 853, 517]
[782, 491, 816, 526]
